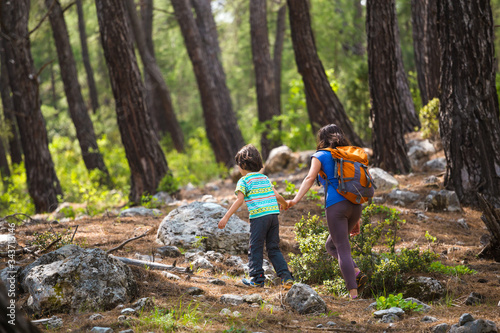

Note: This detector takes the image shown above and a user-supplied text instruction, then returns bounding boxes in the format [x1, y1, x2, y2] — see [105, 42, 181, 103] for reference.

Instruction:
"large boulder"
[21, 246, 137, 313]
[407, 139, 436, 169]
[285, 283, 326, 314]
[369, 168, 399, 191]
[264, 146, 298, 174]
[404, 276, 445, 302]
[156, 202, 250, 254]
[425, 190, 461, 212]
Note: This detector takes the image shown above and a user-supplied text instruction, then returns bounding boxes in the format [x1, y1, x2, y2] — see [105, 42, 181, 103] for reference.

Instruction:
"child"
[218, 144, 294, 288]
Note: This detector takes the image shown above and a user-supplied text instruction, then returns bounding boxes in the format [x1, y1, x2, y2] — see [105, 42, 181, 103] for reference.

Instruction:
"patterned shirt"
[235, 173, 280, 219]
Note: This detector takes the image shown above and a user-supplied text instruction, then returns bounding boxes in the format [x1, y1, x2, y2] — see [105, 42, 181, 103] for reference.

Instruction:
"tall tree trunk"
[46, 0, 112, 186]
[273, 4, 286, 118]
[172, 0, 245, 167]
[287, 0, 363, 147]
[367, 0, 411, 174]
[394, 8, 420, 132]
[95, 0, 169, 204]
[0, 37, 23, 165]
[76, 0, 99, 113]
[2, 0, 62, 213]
[250, 0, 281, 160]
[124, 0, 184, 153]
[411, 0, 440, 107]
[438, 0, 500, 208]
[0, 134, 10, 185]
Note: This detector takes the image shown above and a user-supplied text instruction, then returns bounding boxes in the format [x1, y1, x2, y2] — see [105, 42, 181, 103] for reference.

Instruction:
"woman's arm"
[218, 192, 245, 229]
[288, 157, 322, 208]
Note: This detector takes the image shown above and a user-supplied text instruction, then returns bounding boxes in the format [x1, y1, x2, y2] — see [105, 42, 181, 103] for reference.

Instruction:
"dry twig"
[106, 229, 150, 255]
[279, 322, 359, 332]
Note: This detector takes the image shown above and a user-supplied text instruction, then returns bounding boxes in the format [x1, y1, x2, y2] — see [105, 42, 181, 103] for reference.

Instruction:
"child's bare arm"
[273, 187, 288, 210]
[218, 192, 245, 229]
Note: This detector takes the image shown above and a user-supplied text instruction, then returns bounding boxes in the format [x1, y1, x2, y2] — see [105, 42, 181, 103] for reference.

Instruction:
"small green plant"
[223, 326, 249, 333]
[283, 180, 297, 196]
[425, 230, 437, 244]
[141, 193, 162, 209]
[376, 293, 423, 312]
[131, 302, 206, 331]
[419, 98, 440, 141]
[428, 261, 477, 276]
[192, 236, 207, 249]
[306, 188, 321, 202]
[31, 228, 77, 250]
[157, 172, 179, 195]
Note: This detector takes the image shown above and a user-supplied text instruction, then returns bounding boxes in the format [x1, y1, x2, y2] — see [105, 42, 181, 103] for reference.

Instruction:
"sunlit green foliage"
[419, 98, 440, 141]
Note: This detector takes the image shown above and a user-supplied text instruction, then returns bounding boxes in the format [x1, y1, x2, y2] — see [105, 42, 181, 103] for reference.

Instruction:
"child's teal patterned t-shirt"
[235, 173, 280, 219]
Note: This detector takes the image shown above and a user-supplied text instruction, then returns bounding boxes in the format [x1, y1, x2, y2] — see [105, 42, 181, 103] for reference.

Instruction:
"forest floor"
[3, 153, 500, 332]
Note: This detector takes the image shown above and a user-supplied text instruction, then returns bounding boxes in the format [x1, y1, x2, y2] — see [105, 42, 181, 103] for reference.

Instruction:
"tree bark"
[393, 8, 420, 132]
[273, 4, 286, 118]
[367, 0, 411, 174]
[2, 0, 63, 213]
[125, 0, 184, 153]
[250, 0, 281, 160]
[287, 0, 363, 147]
[172, 0, 245, 167]
[46, 0, 112, 186]
[477, 194, 500, 262]
[76, 0, 99, 113]
[95, 0, 170, 204]
[438, 0, 500, 208]
[411, 0, 440, 107]
[0, 37, 23, 165]
[0, 133, 10, 184]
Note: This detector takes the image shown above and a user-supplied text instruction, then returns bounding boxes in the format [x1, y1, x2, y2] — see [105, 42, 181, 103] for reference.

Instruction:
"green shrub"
[31, 227, 79, 250]
[376, 293, 423, 312]
[157, 172, 179, 195]
[0, 163, 35, 216]
[428, 261, 477, 276]
[419, 98, 440, 141]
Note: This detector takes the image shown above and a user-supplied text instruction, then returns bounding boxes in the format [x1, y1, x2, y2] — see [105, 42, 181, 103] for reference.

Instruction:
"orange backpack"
[318, 146, 376, 204]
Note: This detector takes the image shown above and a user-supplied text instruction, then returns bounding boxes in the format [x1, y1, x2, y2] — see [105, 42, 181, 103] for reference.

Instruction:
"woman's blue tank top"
[312, 150, 347, 208]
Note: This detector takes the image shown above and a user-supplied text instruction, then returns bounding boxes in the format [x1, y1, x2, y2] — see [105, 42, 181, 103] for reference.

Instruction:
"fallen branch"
[279, 322, 359, 332]
[35, 237, 61, 255]
[106, 229, 150, 255]
[110, 255, 191, 274]
[70, 225, 79, 242]
[0, 246, 38, 257]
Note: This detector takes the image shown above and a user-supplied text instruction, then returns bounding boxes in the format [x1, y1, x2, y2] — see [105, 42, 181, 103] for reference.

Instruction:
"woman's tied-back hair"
[316, 124, 351, 150]
[235, 144, 263, 172]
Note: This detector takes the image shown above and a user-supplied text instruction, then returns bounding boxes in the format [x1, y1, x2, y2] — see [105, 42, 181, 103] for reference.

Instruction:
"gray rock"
[407, 139, 436, 168]
[119, 330, 134, 333]
[208, 279, 226, 286]
[465, 292, 486, 306]
[156, 246, 182, 258]
[204, 250, 224, 262]
[163, 272, 181, 280]
[119, 207, 161, 217]
[369, 168, 399, 191]
[373, 307, 405, 318]
[22, 246, 137, 313]
[220, 308, 232, 316]
[225, 255, 245, 267]
[243, 294, 263, 304]
[404, 297, 432, 312]
[90, 328, 114, 333]
[89, 313, 104, 320]
[264, 146, 298, 174]
[316, 324, 324, 328]
[285, 283, 327, 315]
[457, 219, 469, 229]
[423, 158, 446, 172]
[191, 257, 213, 271]
[459, 313, 475, 326]
[221, 294, 244, 306]
[132, 297, 153, 311]
[153, 192, 174, 205]
[422, 316, 438, 323]
[121, 308, 136, 315]
[0, 234, 16, 251]
[423, 175, 439, 185]
[326, 321, 337, 326]
[405, 277, 444, 302]
[449, 319, 497, 333]
[380, 314, 400, 323]
[388, 189, 420, 203]
[296, 150, 316, 169]
[117, 315, 127, 322]
[185, 287, 204, 296]
[156, 202, 250, 254]
[46, 317, 63, 329]
[205, 182, 220, 191]
[431, 323, 450, 333]
[425, 190, 461, 212]
[372, 196, 386, 204]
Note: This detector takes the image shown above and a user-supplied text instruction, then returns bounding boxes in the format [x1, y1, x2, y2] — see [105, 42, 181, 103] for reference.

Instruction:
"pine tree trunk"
[250, 0, 281, 160]
[124, 0, 185, 153]
[273, 4, 286, 117]
[0, 134, 10, 184]
[393, 10, 420, 132]
[172, 0, 245, 167]
[367, 0, 411, 174]
[2, 0, 62, 213]
[76, 0, 99, 113]
[287, 0, 363, 147]
[438, 0, 500, 208]
[0, 37, 23, 165]
[411, 0, 440, 107]
[95, 0, 170, 204]
[46, 0, 112, 186]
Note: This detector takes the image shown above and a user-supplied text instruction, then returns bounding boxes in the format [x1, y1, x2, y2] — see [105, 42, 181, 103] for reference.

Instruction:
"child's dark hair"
[316, 124, 351, 150]
[235, 144, 263, 172]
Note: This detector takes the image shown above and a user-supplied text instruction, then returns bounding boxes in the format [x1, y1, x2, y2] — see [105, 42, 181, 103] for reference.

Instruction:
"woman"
[287, 124, 367, 299]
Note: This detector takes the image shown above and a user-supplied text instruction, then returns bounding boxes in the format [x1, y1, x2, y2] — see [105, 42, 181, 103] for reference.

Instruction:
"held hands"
[280, 201, 288, 211]
[287, 199, 298, 209]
